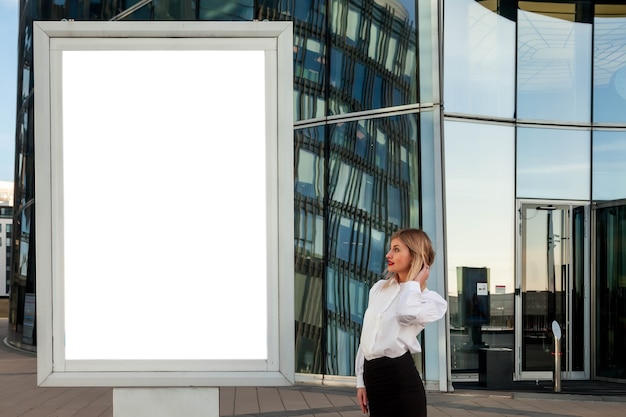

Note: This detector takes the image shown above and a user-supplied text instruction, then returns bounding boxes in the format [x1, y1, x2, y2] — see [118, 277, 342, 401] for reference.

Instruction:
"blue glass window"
[328, 0, 418, 114]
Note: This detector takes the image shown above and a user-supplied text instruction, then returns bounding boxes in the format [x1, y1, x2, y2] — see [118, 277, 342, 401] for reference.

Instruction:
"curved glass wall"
[517, 4, 592, 123]
[516, 127, 590, 200]
[444, 120, 515, 373]
[593, 131, 626, 201]
[593, 10, 626, 124]
[327, 1, 418, 115]
[443, 0, 626, 378]
[444, 1, 626, 382]
[10, 0, 437, 381]
[443, 0, 515, 118]
[595, 202, 626, 380]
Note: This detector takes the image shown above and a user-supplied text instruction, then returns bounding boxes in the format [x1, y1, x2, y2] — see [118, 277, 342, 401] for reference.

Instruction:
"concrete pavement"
[2, 319, 625, 416]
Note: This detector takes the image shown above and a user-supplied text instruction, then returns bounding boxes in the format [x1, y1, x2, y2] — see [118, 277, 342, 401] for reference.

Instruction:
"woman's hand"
[357, 387, 368, 414]
[412, 264, 430, 291]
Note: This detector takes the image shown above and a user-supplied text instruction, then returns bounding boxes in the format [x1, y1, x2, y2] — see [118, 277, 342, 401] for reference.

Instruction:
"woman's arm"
[355, 345, 368, 414]
[396, 281, 447, 325]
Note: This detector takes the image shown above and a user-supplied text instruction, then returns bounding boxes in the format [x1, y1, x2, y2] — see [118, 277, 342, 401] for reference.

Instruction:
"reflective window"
[517, 7, 592, 123]
[294, 271, 323, 373]
[516, 127, 590, 200]
[519, 204, 573, 372]
[154, 0, 197, 19]
[328, 0, 418, 114]
[592, 131, 626, 201]
[593, 10, 626, 124]
[296, 148, 323, 199]
[595, 203, 626, 379]
[444, 120, 515, 373]
[418, 0, 436, 104]
[199, 0, 253, 20]
[443, 0, 515, 118]
[327, 315, 357, 375]
[294, 126, 326, 374]
[264, 0, 327, 121]
[21, 64, 30, 101]
[324, 113, 420, 376]
[420, 110, 438, 235]
[294, 113, 420, 376]
[296, 212, 324, 259]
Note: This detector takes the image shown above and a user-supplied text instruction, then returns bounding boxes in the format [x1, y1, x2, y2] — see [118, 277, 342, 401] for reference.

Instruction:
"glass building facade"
[444, 0, 626, 383]
[8, 0, 626, 387]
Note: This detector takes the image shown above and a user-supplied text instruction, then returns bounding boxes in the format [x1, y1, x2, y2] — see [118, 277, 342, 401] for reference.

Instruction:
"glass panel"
[199, 0, 252, 20]
[328, 0, 418, 115]
[294, 126, 326, 374]
[326, 270, 368, 375]
[516, 127, 590, 200]
[265, 0, 327, 121]
[326, 113, 420, 376]
[419, 110, 436, 229]
[418, 0, 436, 104]
[521, 205, 568, 372]
[443, 0, 515, 117]
[8, 203, 35, 348]
[154, 0, 196, 20]
[572, 206, 585, 372]
[295, 271, 323, 373]
[593, 131, 626, 201]
[517, 7, 592, 123]
[593, 6, 626, 124]
[595, 204, 626, 380]
[444, 120, 515, 373]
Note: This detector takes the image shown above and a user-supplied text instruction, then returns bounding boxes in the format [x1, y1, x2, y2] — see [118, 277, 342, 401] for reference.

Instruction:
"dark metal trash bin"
[478, 348, 513, 389]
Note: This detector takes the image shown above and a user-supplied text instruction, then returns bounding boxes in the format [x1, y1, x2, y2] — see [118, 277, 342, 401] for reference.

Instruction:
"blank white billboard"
[34, 21, 294, 387]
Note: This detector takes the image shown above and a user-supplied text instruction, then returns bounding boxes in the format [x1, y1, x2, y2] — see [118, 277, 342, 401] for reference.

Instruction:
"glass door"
[593, 199, 626, 381]
[516, 201, 589, 381]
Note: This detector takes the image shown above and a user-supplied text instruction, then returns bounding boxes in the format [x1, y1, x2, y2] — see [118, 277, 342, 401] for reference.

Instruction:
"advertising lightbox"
[34, 21, 294, 387]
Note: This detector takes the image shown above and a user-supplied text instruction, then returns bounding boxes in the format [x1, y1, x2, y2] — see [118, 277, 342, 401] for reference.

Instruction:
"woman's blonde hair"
[386, 228, 435, 283]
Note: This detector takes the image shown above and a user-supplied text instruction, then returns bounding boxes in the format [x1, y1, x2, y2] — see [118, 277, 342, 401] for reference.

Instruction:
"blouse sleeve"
[355, 344, 365, 388]
[396, 281, 447, 326]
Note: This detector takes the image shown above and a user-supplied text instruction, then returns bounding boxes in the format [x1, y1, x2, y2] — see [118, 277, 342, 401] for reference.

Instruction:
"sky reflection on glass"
[444, 120, 515, 295]
[593, 131, 626, 200]
[593, 16, 626, 124]
[517, 10, 591, 123]
[517, 127, 590, 200]
[444, 0, 515, 118]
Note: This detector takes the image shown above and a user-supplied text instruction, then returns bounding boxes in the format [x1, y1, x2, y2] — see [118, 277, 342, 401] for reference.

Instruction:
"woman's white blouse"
[355, 279, 447, 388]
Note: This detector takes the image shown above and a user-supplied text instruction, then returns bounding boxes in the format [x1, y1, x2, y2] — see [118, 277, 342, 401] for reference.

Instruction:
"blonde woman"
[355, 229, 447, 417]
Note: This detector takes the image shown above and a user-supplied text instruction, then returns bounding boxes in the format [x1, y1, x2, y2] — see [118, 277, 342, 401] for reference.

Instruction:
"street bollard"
[551, 320, 561, 393]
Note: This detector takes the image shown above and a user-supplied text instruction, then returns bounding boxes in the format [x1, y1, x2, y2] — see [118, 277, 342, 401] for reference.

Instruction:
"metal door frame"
[515, 199, 590, 381]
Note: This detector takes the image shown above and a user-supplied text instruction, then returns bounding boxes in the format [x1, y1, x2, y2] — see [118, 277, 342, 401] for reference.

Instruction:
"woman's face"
[386, 237, 413, 280]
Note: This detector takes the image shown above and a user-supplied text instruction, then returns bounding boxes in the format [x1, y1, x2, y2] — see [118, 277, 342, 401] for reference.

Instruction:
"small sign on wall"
[477, 282, 488, 296]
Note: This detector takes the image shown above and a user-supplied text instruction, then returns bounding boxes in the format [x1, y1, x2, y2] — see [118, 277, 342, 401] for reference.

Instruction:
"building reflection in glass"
[295, 112, 420, 375]
[595, 203, 626, 380]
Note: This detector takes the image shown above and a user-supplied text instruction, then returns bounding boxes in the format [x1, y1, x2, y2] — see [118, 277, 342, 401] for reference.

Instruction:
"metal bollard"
[551, 320, 561, 393]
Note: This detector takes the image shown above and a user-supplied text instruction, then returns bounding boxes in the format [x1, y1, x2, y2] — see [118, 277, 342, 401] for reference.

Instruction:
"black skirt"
[363, 351, 427, 417]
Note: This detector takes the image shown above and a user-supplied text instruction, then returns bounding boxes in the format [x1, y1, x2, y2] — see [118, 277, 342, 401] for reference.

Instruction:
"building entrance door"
[593, 199, 626, 381]
[515, 201, 589, 381]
